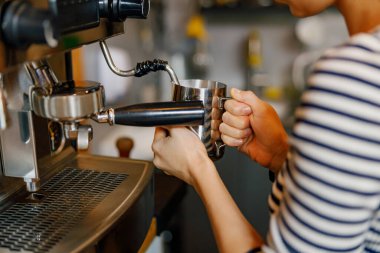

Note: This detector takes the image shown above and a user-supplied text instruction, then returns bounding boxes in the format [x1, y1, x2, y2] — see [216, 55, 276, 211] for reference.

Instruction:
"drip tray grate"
[0, 168, 128, 253]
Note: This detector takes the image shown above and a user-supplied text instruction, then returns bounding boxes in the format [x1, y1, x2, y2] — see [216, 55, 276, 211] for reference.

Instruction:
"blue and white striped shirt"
[265, 30, 380, 253]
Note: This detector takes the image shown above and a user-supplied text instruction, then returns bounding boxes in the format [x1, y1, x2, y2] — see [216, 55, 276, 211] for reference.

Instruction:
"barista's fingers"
[153, 127, 168, 142]
[221, 133, 244, 147]
[170, 126, 199, 140]
[152, 127, 168, 154]
[231, 88, 263, 112]
[219, 122, 252, 139]
[158, 125, 176, 135]
[211, 120, 222, 131]
[222, 112, 250, 129]
[165, 126, 184, 137]
[224, 99, 252, 116]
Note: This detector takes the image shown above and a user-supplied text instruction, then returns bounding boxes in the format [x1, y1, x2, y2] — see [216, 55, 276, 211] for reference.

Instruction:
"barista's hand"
[152, 127, 214, 186]
[220, 88, 288, 173]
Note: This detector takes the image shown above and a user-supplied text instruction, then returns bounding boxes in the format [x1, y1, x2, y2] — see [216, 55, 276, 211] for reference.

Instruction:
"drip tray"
[0, 154, 154, 253]
[0, 168, 127, 252]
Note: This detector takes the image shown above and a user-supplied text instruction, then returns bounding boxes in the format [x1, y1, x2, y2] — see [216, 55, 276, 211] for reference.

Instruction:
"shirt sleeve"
[261, 34, 380, 253]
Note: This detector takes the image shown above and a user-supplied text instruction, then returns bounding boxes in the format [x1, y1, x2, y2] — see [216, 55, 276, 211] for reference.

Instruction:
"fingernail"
[242, 106, 251, 114]
[231, 88, 242, 97]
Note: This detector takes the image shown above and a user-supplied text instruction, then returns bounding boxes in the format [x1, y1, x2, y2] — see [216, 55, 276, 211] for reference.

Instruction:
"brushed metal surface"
[0, 110, 39, 179]
[0, 56, 63, 190]
[172, 79, 227, 160]
[0, 153, 154, 253]
[0, 168, 128, 252]
[31, 81, 105, 122]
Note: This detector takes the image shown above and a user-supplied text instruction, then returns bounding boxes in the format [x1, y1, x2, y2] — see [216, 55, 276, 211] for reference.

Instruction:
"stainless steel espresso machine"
[0, 0, 157, 252]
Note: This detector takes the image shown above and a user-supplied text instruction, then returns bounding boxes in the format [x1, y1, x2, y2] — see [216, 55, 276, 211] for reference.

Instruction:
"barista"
[152, 0, 380, 252]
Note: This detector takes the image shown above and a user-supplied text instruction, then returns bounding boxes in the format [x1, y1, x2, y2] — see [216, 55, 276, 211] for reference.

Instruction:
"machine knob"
[99, 0, 150, 21]
[1, 0, 58, 48]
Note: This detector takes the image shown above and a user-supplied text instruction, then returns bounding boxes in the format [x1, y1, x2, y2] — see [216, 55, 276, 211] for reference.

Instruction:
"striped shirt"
[264, 30, 380, 253]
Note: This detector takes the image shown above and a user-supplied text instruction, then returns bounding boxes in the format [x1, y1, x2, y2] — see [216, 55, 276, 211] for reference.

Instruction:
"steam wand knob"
[99, 0, 150, 21]
[1, 0, 58, 48]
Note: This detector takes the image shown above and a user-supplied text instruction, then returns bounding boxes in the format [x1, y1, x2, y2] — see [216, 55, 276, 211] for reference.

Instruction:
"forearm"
[191, 160, 263, 253]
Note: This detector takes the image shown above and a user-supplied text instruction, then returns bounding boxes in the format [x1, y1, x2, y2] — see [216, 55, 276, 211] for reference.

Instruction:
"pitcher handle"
[217, 97, 232, 110]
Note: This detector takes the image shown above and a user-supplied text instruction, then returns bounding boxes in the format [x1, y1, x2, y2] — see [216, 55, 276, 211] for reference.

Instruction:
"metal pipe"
[99, 40, 180, 84]
[165, 64, 180, 85]
[99, 40, 136, 77]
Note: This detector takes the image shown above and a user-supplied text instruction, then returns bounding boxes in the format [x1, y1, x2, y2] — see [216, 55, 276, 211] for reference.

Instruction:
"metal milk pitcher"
[172, 79, 228, 161]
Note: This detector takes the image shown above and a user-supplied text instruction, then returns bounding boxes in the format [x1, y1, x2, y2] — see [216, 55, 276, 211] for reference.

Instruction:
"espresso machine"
[0, 0, 161, 252]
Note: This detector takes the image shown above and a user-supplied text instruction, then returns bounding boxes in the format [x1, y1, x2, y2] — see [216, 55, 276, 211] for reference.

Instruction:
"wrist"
[269, 138, 288, 173]
[269, 154, 286, 173]
[189, 157, 217, 188]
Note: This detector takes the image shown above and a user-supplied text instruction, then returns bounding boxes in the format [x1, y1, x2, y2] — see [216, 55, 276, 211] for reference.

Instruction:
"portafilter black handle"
[94, 101, 205, 127]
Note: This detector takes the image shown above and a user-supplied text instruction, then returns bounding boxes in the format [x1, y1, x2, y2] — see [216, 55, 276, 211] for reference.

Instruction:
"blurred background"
[77, 0, 348, 252]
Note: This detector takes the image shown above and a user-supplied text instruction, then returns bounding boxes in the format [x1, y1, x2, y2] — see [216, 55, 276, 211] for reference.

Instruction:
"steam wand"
[99, 40, 180, 84]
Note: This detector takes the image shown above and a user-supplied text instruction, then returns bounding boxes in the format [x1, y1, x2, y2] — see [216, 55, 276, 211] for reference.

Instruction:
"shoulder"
[324, 30, 380, 57]
[313, 31, 380, 72]
[307, 31, 380, 92]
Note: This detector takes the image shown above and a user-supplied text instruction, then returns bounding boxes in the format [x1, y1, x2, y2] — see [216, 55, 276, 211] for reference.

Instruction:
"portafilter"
[93, 79, 229, 160]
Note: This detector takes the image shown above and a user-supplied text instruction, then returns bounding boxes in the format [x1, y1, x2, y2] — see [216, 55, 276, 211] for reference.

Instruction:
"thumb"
[153, 127, 168, 142]
[231, 88, 261, 110]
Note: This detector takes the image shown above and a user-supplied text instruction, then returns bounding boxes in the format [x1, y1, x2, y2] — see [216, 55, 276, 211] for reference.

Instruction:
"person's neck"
[336, 0, 380, 35]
